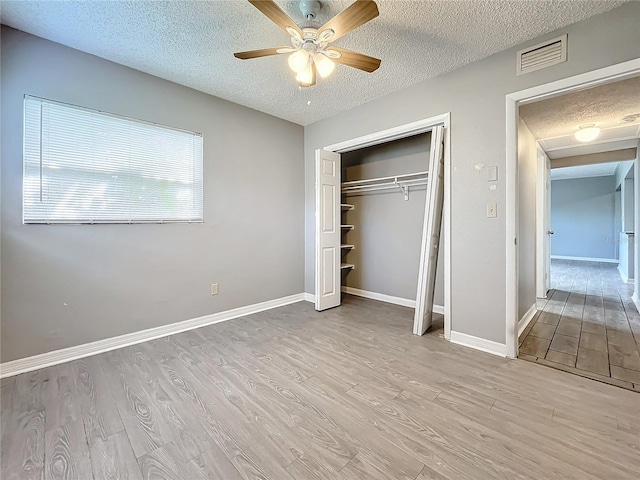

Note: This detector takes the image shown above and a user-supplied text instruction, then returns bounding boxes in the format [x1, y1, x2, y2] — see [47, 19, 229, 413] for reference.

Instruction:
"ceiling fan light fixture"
[296, 62, 314, 85]
[574, 124, 601, 142]
[318, 28, 335, 42]
[237, 0, 382, 86]
[314, 53, 335, 78]
[288, 49, 310, 73]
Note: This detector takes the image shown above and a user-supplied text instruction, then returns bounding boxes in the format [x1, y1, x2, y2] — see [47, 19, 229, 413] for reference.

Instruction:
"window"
[23, 96, 203, 224]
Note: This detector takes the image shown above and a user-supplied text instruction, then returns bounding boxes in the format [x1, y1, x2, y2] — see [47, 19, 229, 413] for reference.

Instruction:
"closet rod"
[342, 178, 428, 192]
[342, 178, 428, 200]
[341, 171, 428, 188]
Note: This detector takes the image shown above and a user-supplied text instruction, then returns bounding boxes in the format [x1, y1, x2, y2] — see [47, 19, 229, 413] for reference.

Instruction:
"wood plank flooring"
[519, 259, 640, 391]
[2, 294, 639, 479]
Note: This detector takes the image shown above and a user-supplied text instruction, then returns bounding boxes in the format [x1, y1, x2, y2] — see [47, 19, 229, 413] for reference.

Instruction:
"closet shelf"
[341, 244, 355, 249]
[342, 171, 429, 200]
[341, 203, 354, 210]
[341, 224, 354, 230]
[341, 263, 355, 270]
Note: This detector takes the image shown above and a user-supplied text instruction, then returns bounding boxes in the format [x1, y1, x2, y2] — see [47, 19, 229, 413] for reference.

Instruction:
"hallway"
[519, 259, 640, 391]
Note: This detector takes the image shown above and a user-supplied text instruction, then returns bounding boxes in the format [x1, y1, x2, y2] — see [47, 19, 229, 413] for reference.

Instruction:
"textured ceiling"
[1, 0, 628, 126]
[520, 76, 640, 139]
[520, 76, 640, 160]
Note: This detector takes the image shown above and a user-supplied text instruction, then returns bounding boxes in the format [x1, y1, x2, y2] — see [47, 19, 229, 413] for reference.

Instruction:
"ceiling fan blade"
[248, 0, 304, 38]
[326, 47, 381, 73]
[318, 0, 379, 43]
[299, 62, 317, 87]
[234, 47, 291, 59]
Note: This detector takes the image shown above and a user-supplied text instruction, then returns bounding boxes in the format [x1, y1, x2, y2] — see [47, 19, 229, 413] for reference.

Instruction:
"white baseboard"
[551, 255, 618, 264]
[518, 303, 538, 337]
[0, 293, 307, 379]
[450, 331, 507, 357]
[617, 265, 631, 284]
[303, 292, 315, 303]
[341, 286, 445, 314]
[632, 293, 640, 314]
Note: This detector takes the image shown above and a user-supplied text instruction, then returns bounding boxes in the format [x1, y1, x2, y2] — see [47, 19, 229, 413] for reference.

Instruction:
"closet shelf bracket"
[395, 180, 410, 201]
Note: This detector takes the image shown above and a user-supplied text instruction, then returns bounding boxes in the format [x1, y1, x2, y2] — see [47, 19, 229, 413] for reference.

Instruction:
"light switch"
[487, 203, 497, 218]
[486, 166, 498, 182]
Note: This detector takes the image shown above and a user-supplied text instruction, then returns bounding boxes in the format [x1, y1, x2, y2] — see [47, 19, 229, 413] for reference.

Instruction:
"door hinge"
[514, 237, 518, 245]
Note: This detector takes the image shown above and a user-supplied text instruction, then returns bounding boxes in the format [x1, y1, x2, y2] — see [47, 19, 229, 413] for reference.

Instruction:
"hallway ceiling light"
[574, 124, 601, 142]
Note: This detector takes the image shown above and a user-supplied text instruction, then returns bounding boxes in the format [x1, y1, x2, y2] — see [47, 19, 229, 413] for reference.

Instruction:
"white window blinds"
[23, 96, 204, 224]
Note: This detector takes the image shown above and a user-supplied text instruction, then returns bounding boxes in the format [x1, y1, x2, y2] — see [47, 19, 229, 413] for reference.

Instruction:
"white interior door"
[536, 147, 551, 298]
[544, 154, 552, 294]
[315, 149, 341, 311]
[414, 126, 445, 335]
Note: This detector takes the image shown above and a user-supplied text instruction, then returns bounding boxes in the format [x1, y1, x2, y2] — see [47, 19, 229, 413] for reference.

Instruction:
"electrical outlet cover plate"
[487, 203, 497, 218]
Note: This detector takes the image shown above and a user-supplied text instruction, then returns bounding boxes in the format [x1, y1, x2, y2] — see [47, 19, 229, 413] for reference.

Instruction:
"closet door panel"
[414, 126, 445, 334]
[315, 149, 341, 311]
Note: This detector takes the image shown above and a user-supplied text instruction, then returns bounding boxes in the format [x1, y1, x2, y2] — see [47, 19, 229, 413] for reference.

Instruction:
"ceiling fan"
[234, 0, 381, 87]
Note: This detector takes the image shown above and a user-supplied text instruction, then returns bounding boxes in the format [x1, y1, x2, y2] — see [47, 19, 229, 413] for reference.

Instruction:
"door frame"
[505, 58, 640, 358]
[323, 113, 452, 339]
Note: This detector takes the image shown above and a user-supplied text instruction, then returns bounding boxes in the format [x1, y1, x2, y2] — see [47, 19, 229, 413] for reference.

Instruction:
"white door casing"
[315, 149, 341, 311]
[414, 125, 445, 335]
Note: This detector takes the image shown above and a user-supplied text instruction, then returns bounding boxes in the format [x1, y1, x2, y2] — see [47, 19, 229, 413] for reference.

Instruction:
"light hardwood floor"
[2, 295, 639, 479]
[519, 259, 640, 391]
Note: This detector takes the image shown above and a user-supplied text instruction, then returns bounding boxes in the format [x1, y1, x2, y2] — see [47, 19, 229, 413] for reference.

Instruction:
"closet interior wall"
[341, 133, 445, 306]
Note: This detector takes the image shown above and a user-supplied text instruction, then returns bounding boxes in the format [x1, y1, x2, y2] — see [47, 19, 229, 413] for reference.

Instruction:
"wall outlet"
[487, 203, 497, 218]
[211, 283, 219, 295]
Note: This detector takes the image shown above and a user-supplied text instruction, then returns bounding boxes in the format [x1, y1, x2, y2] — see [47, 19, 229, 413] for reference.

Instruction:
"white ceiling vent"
[517, 34, 567, 76]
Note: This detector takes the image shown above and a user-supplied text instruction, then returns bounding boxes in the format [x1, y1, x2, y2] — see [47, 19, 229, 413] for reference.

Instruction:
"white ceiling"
[0, 0, 627, 126]
[539, 124, 640, 159]
[520, 77, 640, 139]
[550, 162, 620, 181]
[520, 76, 640, 159]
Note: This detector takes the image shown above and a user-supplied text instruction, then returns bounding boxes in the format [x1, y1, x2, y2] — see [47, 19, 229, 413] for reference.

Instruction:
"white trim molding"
[0, 293, 307, 379]
[450, 331, 507, 357]
[632, 293, 640, 314]
[551, 255, 618, 264]
[343, 286, 414, 308]
[303, 292, 315, 303]
[324, 114, 450, 153]
[518, 303, 538, 337]
[505, 58, 640, 359]
[618, 265, 632, 284]
[341, 286, 445, 314]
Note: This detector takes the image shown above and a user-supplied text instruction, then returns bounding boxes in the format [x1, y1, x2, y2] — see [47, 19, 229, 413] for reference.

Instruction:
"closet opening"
[315, 115, 450, 336]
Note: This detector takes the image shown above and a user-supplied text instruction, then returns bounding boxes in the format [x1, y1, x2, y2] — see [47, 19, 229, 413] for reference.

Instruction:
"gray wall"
[550, 176, 617, 260]
[1, 27, 305, 362]
[341, 133, 444, 305]
[304, 3, 640, 344]
[517, 120, 537, 320]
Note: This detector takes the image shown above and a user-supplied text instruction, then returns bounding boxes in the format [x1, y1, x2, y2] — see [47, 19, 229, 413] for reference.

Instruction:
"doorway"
[506, 59, 640, 387]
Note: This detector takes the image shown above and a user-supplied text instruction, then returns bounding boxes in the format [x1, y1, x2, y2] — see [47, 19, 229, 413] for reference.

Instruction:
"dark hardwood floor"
[2, 295, 639, 479]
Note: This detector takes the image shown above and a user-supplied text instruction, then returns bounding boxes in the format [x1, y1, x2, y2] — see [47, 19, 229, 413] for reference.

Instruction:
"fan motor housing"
[299, 0, 321, 20]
